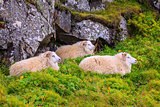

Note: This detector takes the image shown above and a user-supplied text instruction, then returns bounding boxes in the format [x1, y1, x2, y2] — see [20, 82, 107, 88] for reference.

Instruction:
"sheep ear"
[122, 53, 127, 61]
[81, 41, 87, 46]
[44, 51, 52, 58]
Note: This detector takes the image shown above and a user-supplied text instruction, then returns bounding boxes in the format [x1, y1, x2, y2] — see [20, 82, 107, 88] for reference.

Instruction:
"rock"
[12, 21, 22, 28]
[63, 0, 114, 12]
[89, 0, 114, 11]
[103, 0, 114, 2]
[72, 20, 113, 44]
[65, 0, 90, 12]
[136, 0, 160, 12]
[55, 9, 71, 33]
[0, 0, 4, 5]
[90, 0, 105, 12]
[0, 0, 55, 63]
[119, 16, 128, 41]
[153, 0, 160, 11]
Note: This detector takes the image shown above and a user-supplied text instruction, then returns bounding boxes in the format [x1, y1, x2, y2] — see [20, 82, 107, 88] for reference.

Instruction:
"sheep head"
[115, 52, 137, 64]
[43, 51, 61, 63]
[121, 53, 137, 64]
[81, 41, 95, 54]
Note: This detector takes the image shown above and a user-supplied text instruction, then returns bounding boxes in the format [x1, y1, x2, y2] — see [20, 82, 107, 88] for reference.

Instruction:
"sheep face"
[43, 51, 61, 63]
[123, 53, 137, 64]
[51, 52, 61, 63]
[81, 41, 95, 53]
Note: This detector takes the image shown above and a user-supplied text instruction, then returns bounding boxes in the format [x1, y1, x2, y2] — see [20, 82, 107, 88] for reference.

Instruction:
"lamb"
[55, 41, 95, 62]
[79, 52, 137, 76]
[9, 51, 61, 76]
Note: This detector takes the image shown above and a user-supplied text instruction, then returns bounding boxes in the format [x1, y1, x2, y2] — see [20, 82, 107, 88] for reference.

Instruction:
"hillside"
[0, 0, 160, 106]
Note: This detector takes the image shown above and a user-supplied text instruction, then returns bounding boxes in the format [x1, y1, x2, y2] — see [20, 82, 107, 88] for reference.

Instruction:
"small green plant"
[0, 60, 9, 75]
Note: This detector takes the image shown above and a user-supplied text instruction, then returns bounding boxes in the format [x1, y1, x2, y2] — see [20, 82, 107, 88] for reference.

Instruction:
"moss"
[149, 90, 160, 101]
[44, 90, 67, 105]
[0, 60, 9, 75]
[128, 11, 160, 38]
[56, 0, 141, 28]
[0, 0, 160, 106]
[146, 80, 160, 91]
[25, 0, 37, 6]
[108, 91, 134, 106]
[17, 88, 67, 106]
[0, 83, 7, 96]
[25, 0, 42, 12]
[135, 93, 157, 106]
[8, 68, 83, 96]
[136, 0, 154, 9]
[0, 95, 26, 106]
[130, 69, 160, 85]
[55, 2, 72, 12]
[108, 78, 130, 90]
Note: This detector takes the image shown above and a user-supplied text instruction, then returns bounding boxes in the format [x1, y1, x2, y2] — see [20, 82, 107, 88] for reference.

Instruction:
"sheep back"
[56, 43, 89, 61]
[79, 55, 128, 75]
[9, 52, 59, 76]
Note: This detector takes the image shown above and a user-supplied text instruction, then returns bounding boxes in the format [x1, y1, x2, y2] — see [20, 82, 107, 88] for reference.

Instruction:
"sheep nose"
[135, 59, 137, 63]
[58, 58, 61, 62]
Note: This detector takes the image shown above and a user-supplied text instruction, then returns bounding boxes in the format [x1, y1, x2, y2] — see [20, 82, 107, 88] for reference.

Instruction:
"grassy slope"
[0, 0, 160, 106]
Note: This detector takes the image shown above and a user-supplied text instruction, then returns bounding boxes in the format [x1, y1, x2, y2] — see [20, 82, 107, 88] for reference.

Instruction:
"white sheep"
[9, 51, 61, 76]
[79, 52, 137, 75]
[55, 41, 95, 62]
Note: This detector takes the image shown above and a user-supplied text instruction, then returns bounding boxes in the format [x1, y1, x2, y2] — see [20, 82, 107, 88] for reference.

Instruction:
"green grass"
[0, 0, 160, 106]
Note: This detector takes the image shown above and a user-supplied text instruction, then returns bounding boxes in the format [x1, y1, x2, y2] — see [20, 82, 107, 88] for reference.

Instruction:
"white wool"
[79, 52, 137, 75]
[9, 51, 61, 76]
[56, 41, 95, 62]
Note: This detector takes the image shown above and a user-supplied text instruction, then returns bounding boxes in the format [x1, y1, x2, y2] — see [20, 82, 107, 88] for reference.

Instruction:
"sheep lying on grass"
[56, 41, 95, 62]
[9, 51, 61, 76]
[79, 52, 137, 76]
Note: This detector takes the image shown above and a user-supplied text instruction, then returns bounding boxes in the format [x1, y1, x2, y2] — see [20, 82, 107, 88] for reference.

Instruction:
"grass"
[0, 0, 160, 106]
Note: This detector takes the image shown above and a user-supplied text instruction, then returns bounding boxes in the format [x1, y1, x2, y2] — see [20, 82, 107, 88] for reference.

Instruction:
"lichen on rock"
[72, 20, 113, 44]
[65, 0, 90, 12]
[0, 0, 55, 63]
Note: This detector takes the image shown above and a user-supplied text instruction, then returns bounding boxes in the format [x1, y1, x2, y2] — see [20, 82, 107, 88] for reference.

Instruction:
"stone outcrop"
[136, 0, 160, 12]
[0, 0, 55, 63]
[119, 16, 128, 41]
[65, 0, 90, 12]
[55, 9, 71, 33]
[64, 0, 114, 12]
[72, 20, 112, 44]
[0, 0, 129, 64]
[54, 3, 128, 45]
[153, 0, 160, 11]
[90, 0, 114, 12]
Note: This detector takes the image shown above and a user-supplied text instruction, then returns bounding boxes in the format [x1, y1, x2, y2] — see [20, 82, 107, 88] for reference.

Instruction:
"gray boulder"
[136, 0, 160, 12]
[55, 9, 71, 33]
[64, 0, 114, 12]
[0, 0, 55, 63]
[72, 20, 113, 44]
[153, 0, 160, 11]
[65, 0, 90, 12]
[119, 16, 128, 41]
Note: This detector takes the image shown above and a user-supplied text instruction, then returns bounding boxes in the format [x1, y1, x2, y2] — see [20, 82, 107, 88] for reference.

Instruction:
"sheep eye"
[127, 57, 130, 58]
[88, 44, 91, 46]
[52, 55, 55, 57]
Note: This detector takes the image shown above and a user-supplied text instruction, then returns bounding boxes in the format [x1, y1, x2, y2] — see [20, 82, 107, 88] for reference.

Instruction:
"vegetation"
[0, 0, 160, 106]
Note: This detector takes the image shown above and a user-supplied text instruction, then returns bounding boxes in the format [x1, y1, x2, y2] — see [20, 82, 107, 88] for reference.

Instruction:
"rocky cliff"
[0, 0, 159, 64]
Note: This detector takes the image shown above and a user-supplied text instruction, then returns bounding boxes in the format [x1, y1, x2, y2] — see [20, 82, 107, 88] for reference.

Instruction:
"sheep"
[55, 41, 95, 62]
[9, 51, 61, 76]
[79, 52, 137, 76]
